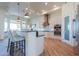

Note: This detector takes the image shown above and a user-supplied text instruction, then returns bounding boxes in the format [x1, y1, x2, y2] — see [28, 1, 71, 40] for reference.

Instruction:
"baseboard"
[61, 39, 77, 47]
[39, 49, 45, 56]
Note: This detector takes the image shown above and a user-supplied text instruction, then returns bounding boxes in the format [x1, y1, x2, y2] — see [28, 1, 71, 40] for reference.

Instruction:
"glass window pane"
[10, 23, 17, 30]
[4, 22, 8, 31]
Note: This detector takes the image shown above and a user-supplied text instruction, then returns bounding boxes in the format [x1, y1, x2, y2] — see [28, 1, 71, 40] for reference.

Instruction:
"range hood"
[43, 14, 49, 27]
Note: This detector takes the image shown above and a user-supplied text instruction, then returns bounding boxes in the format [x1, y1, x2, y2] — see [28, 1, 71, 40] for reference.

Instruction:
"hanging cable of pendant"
[17, 2, 20, 20]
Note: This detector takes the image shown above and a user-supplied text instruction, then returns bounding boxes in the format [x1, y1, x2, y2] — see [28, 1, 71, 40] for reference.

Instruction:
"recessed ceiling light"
[45, 2, 48, 6]
[53, 5, 57, 8]
[25, 8, 28, 10]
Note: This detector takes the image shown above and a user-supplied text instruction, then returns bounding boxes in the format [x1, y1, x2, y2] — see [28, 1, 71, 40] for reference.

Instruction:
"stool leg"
[10, 42, 14, 56]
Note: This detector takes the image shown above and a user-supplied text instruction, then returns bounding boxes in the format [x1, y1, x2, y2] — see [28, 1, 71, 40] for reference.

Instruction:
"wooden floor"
[41, 38, 79, 56]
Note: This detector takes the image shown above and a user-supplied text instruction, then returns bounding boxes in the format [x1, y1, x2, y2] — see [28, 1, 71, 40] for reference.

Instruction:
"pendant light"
[24, 2, 31, 19]
[45, 2, 48, 6]
[24, 12, 30, 18]
[17, 2, 21, 23]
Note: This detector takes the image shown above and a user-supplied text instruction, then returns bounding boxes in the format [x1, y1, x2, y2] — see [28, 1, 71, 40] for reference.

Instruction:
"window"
[4, 18, 8, 32]
[4, 22, 8, 31]
[4, 18, 26, 31]
[22, 21, 26, 30]
[10, 23, 17, 30]
[10, 20, 21, 31]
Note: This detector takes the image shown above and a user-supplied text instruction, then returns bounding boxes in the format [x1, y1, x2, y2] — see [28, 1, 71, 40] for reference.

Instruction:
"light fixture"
[25, 8, 28, 10]
[24, 12, 30, 18]
[53, 5, 57, 8]
[45, 2, 48, 6]
[16, 2, 21, 23]
[24, 2, 31, 19]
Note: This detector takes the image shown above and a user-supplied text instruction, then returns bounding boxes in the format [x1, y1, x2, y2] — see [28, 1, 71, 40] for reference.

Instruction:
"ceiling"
[0, 2, 65, 18]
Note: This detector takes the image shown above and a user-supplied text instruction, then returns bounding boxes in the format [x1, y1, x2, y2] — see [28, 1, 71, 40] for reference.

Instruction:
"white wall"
[61, 3, 78, 46]
[49, 9, 62, 29]
[30, 15, 44, 30]
[0, 6, 8, 39]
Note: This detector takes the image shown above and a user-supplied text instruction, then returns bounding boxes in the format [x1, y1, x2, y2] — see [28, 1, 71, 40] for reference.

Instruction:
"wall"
[0, 6, 8, 40]
[49, 9, 62, 29]
[61, 3, 78, 46]
[30, 15, 44, 30]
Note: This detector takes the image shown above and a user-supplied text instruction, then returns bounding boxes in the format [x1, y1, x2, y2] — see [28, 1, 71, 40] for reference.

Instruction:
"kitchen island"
[4, 30, 54, 56]
[23, 31, 45, 56]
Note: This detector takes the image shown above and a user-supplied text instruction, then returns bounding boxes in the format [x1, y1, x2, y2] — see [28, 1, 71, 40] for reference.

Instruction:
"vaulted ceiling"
[0, 2, 65, 18]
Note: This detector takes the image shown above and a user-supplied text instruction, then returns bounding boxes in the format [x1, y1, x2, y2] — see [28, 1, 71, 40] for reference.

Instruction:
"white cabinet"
[25, 32, 44, 56]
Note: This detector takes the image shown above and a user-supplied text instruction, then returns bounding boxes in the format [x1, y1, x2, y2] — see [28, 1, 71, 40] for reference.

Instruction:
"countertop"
[21, 30, 54, 32]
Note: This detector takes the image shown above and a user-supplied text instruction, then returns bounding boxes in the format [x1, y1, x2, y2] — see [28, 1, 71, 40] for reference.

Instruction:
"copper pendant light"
[24, 2, 31, 19]
[17, 2, 20, 23]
